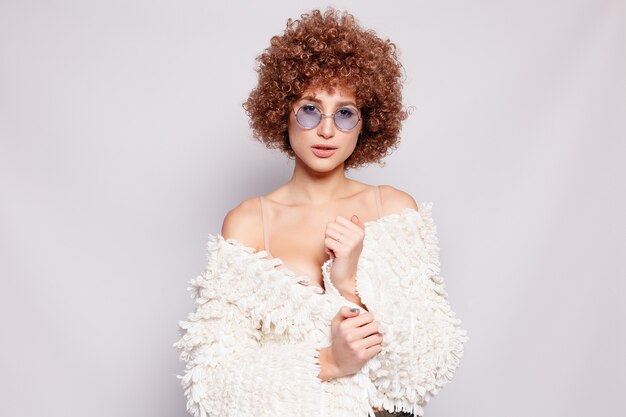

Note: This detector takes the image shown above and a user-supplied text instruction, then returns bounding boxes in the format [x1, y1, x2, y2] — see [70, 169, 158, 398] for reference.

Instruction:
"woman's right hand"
[317, 306, 383, 380]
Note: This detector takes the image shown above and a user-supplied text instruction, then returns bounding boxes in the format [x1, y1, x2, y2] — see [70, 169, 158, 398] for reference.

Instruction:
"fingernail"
[351, 215, 359, 222]
[350, 308, 360, 312]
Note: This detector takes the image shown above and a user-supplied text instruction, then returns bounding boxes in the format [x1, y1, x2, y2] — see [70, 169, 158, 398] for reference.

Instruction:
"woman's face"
[287, 87, 362, 173]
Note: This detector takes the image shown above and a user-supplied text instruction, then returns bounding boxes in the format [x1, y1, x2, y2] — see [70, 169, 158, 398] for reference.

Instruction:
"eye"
[336, 107, 357, 119]
[301, 104, 319, 114]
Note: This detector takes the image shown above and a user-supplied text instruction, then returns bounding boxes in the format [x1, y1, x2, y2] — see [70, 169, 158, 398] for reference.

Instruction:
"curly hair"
[243, 8, 408, 169]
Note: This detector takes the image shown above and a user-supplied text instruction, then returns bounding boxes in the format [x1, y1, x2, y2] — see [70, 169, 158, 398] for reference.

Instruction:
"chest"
[260, 199, 382, 286]
[268, 219, 331, 283]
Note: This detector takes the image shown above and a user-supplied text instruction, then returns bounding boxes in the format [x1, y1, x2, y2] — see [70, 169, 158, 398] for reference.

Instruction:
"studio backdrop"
[1, 1, 624, 416]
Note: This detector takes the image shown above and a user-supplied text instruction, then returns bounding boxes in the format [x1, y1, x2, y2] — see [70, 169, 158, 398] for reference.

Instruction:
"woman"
[175, 8, 468, 417]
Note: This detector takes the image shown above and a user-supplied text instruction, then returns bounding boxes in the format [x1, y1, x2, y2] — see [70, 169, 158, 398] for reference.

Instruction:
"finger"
[325, 235, 357, 256]
[326, 222, 359, 242]
[333, 306, 360, 322]
[351, 321, 380, 340]
[336, 216, 365, 235]
[342, 312, 375, 328]
[325, 220, 352, 235]
[350, 214, 365, 229]
[356, 332, 384, 350]
[324, 227, 345, 243]
[362, 337, 384, 355]
[340, 306, 361, 319]
[324, 236, 342, 254]
[333, 307, 359, 324]
[325, 229, 356, 247]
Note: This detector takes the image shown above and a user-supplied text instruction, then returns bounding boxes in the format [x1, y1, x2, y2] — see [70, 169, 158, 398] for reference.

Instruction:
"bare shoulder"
[378, 184, 419, 216]
[220, 196, 264, 250]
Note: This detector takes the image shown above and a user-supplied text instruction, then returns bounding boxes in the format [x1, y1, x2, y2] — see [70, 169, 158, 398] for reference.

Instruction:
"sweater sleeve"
[323, 204, 469, 416]
[173, 240, 324, 417]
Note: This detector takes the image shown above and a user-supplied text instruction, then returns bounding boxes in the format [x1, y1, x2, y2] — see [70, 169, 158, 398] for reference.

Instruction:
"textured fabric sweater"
[174, 202, 469, 417]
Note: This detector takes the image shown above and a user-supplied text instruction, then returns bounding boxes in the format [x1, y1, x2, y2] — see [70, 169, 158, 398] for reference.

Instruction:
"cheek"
[334, 135, 359, 161]
[346, 142, 358, 157]
[286, 125, 311, 156]
[286, 118, 300, 143]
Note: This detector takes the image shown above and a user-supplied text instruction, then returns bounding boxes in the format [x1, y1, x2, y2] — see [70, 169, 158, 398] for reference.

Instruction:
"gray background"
[1, 1, 624, 416]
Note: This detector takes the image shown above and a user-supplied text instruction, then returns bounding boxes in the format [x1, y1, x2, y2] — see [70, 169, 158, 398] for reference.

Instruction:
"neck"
[285, 158, 351, 205]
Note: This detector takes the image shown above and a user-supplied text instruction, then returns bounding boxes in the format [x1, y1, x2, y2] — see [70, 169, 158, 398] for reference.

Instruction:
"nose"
[317, 114, 335, 139]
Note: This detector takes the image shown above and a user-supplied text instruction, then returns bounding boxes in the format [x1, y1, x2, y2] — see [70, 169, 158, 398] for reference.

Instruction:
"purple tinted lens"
[295, 105, 359, 130]
[296, 105, 321, 128]
[334, 107, 359, 131]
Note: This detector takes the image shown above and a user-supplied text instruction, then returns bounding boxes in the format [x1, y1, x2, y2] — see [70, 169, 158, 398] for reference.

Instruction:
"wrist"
[317, 347, 341, 381]
[335, 275, 368, 309]
[334, 274, 357, 295]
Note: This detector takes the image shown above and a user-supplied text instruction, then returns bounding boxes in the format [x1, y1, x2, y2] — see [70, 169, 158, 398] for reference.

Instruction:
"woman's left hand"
[324, 214, 366, 294]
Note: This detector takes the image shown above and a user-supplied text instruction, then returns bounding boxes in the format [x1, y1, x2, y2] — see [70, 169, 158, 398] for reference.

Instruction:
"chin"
[297, 155, 347, 172]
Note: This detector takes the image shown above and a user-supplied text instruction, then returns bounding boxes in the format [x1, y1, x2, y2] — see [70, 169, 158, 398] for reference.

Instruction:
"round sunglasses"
[293, 104, 361, 132]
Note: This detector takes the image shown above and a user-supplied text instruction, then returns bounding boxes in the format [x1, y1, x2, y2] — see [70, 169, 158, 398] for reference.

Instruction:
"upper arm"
[221, 197, 264, 250]
[378, 185, 419, 216]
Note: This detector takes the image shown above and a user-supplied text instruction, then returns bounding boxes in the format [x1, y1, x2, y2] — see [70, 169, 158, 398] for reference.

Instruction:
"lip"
[311, 145, 337, 158]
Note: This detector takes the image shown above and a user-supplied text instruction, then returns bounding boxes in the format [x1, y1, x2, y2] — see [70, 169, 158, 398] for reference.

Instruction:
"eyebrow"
[298, 96, 358, 108]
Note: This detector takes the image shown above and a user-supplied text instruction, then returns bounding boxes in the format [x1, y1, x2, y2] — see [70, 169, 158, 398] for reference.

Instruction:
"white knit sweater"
[174, 202, 468, 417]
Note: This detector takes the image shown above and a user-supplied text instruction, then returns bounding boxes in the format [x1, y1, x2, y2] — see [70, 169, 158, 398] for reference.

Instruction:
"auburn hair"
[243, 8, 408, 169]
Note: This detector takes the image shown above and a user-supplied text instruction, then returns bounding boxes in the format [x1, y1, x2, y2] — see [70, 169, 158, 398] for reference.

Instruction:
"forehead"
[297, 86, 357, 106]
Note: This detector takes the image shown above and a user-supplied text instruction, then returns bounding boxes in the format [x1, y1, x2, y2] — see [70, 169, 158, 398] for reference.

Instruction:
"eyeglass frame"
[291, 103, 362, 132]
